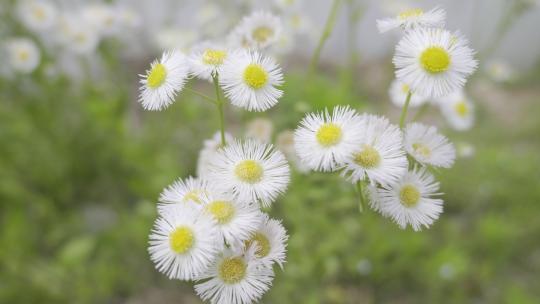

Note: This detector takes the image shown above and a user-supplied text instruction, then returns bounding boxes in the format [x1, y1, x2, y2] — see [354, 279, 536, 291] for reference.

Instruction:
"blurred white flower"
[188, 42, 229, 81]
[404, 123, 456, 168]
[246, 118, 274, 143]
[485, 59, 515, 83]
[81, 3, 119, 37]
[388, 79, 429, 108]
[155, 28, 198, 52]
[5, 37, 41, 74]
[17, 0, 57, 32]
[276, 130, 311, 174]
[456, 142, 475, 159]
[436, 90, 475, 131]
[233, 11, 282, 49]
[377, 6, 445, 33]
[57, 14, 100, 55]
[197, 131, 235, 179]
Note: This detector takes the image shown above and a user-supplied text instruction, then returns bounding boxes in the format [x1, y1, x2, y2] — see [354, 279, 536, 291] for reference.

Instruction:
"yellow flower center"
[316, 123, 342, 147]
[183, 189, 204, 204]
[245, 232, 271, 258]
[399, 184, 421, 207]
[234, 160, 263, 184]
[252, 26, 274, 43]
[17, 50, 30, 61]
[398, 8, 424, 19]
[243, 64, 268, 89]
[353, 146, 381, 169]
[454, 101, 468, 117]
[202, 49, 227, 66]
[412, 143, 432, 158]
[207, 200, 235, 224]
[420, 47, 451, 74]
[147, 63, 167, 88]
[169, 226, 194, 254]
[33, 7, 46, 20]
[401, 83, 411, 94]
[219, 257, 247, 284]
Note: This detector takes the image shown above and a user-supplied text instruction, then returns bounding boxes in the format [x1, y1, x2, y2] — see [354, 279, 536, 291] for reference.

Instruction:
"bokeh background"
[2, 0, 540, 303]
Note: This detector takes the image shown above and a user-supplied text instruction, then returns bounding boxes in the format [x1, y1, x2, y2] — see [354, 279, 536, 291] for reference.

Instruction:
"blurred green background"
[2, 0, 540, 303]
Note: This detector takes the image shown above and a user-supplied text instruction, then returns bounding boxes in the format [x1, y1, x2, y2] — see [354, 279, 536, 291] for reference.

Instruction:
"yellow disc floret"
[245, 232, 271, 258]
[202, 49, 227, 66]
[420, 47, 451, 74]
[252, 26, 274, 43]
[235, 160, 264, 184]
[147, 63, 167, 88]
[454, 101, 468, 117]
[401, 83, 411, 94]
[183, 189, 204, 204]
[353, 146, 381, 169]
[412, 143, 432, 158]
[399, 184, 421, 207]
[243, 64, 268, 89]
[398, 8, 424, 20]
[169, 226, 194, 254]
[316, 123, 342, 147]
[219, 257, 247, 284]
[207, 200, 235, 224]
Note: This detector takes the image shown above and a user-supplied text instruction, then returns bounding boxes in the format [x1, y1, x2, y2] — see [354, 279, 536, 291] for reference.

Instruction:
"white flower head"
[138, 50, 189, 111]
[195, 246, 274, 304]
[5, 38, 41, 74]
[157, 176, 212, 214]
[246, 118, 274, 143]
[373, 166, 443, 231]
[342, 115, 408, 186]
[57, 14, 100, 55]
[220, 50, 284, 112]
[148, 205, 219, 280]
[188, 42, 229, 81]
[389, 79, 429, 108]
[200, 191, 263, 245]
[236, 11, 282, 49]
[240, 214, 288, 269]
[17, 0, 57, 32]
[485, 59, 514, 83]
[198, 131, 235, 179]
[274, 0, 303, 11]
[393, 28, 478, 98]
[377, 6, 445, 33]
[436, 90, 475, 131]
[404, 123, 456, 168]
[207, 139, 290, 208]
[81, 3, 119, 37]
[294, 106, 364, 172]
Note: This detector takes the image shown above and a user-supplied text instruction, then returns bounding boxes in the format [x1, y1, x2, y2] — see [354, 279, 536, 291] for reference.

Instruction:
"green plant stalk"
[184, 87, 218, 105]
[309, 0, 341, 74]
[212, 74, 226, 146]
[356, 181, 366, 213]
[399, 91, 413, 129]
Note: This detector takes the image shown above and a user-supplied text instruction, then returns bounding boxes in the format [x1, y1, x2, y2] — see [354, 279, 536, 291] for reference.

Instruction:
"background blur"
[2, 0, 540, 303]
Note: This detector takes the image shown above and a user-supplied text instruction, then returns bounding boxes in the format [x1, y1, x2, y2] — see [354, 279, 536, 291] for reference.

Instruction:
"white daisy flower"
[242, 214, 288, 269]
[404, 123, 456, 168]
[436, 90, 475, 131]
[201, 192, 263, 245]
[220, 50, 284, 112]
[456, 142, 475, 159]
[276, 130, 311, 174]
[195, 247, 274, 304]
[188, 42, 229, 81]
[197, 131, 235, 179]
[157, 176, 211, 214]
[81, 3, 119, 37]
[207, 139, 290, 207]
[5, 38, 41, 74]
[57, 15, 100, 55]
[17, 0, 57, 32]
[148, 205, 219, 280]
[236, 11, 282, 49]
[274, 0, 303, 11]
[373, 166, 443, 231]
[393, 27, 478, 98]
[342, 115, 408, 186]
[138, 50, 189, 111]
[294, 106, 364, 172]
[485, 59, 515, 83]
[389, 79, 428, 108]
[377, 6, 445, 33]
[246, 118, 274, 143]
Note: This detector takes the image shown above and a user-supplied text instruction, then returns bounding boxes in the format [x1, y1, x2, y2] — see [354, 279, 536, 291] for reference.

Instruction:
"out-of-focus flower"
[240, 214, 288, 269]
[138, 50, 189, 111]
[274, 0, 303, 11]
[404, 123, 456, 168]
[81, 3, 119, 37]
[485, 59, 515, 83]
[456, 142, 475, 159]
[436, 90, 475, 131]
[155, 28, 198, 52]
[57, 14, 100, 55]
[17, 0, 57, 32]
[377, 6, 445, 33]
[197, 131, 235, 179]
[388, 79, 429, 108]
[393, 28, 478, 98]
[188, 42, 229, 81]
[5, 37, 41, 74]
[276, 130, 311, 174]
[232, 11, 282, 49]
[246, 118, 274, 143]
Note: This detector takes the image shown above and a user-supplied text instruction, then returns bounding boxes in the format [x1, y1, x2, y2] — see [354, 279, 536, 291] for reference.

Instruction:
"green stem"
[309, 0, 341, 74]
[212, 74, 226, 146]
[356, 181, 366, 213]
[184, 87, 218, 105]
[399, 91, 413, 129]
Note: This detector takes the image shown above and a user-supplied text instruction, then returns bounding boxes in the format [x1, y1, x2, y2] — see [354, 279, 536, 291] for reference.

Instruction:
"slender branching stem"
[212, 74, 226, 146]
[399, 91, 413, 129]
[309, 0, 341, 74]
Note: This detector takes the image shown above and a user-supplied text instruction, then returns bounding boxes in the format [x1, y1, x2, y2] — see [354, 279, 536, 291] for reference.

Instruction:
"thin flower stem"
[356, 181, 366, 213]
[212, 74, 226, 146]
[309, 0, 341, 74]
[399, 91, 413, 129]
[184, 87, 218, 105]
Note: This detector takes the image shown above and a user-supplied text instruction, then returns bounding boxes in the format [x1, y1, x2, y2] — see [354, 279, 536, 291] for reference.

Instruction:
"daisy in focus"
[220, 50, 284, 112]
[437, 90, 475, 131]
[294, 106, 364, 172]
[404, 123, 456, 168]
[148, 205, 219, 280]
[207, 139, 290, 207]
[389, 79, 429, 108]
[158, 176, 211, 214]
[138, 50, 189, 111]
[377, 6, 445, 33]
[234, 11, 282, 49]
[242, 214, 288, 269]
[342, 115, 408, 187]
[372, 166, 443, 231]
[393, 27, 478, 98]
[5, 38, 41, 74]
[195, 247, 274, 304]
[189, 42, 229, 81]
